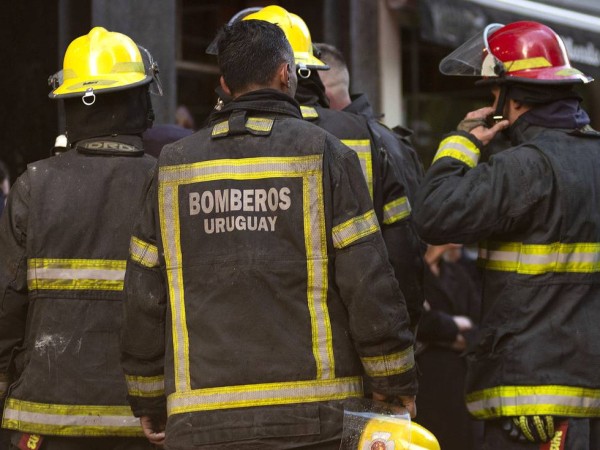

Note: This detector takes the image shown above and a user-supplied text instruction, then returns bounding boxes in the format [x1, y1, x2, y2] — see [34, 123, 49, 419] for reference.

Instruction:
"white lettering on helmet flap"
[190, 187, 291, 235]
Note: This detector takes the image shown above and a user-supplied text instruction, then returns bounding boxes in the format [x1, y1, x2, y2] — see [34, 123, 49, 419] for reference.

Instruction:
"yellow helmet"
[358, 418, 441, 450]
[243, 5, 328, 71]
[49, 27, 159, 100]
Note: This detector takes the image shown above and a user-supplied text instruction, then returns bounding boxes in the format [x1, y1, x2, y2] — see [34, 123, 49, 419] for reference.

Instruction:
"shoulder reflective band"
[478, 241, 600, 274]
[341, 139, 373, 199]
[246, 117, 274, 134]
[2, 398, 143, 437]
[432, 134, 480, 168]
[383, 196, 411, 225]
[332, 209, 379, 249]
[27, 259, 126, 291]
[301, 105, 319, 119]
[360, 347, 415, 377]
[125, 374, 165, 398]
[167, 376, 363, 416]
[466, 385, 600, 419]
[130, 236, 160, 268]
[211, 121, 229, 137]
[158, 155, 335, 391]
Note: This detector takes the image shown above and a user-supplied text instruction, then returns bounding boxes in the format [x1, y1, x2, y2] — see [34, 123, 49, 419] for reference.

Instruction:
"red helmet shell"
[487, 21, 591, 83]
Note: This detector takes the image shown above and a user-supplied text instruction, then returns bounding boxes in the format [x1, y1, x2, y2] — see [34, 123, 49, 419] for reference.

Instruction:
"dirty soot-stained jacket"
[297, 78, 425, 328]
[414, 102, 600, 421]
[0, 138, 155, 436]
[121, 89, 417, 449]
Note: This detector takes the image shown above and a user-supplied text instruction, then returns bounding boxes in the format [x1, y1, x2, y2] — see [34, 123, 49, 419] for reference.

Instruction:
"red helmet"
[440, 21, 592, 84]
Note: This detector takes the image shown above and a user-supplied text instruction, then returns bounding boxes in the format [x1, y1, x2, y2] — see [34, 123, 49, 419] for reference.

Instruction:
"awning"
[419, 0, 600, 78]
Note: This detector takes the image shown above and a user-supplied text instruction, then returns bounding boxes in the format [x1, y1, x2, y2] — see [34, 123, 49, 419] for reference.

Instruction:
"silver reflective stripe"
[332, 210, 379, 249]
[27, 259, 126, 291]
[361, 348, 415, 377]
[28, 268, 123, 281]
[125, 375, 165, 397]
[130, 236, 160, 268]
[478, 241, 600, 274]
[466, 386, 600, 418]
[383, 196, 411, 225]
[341, 139, 373, 199]
[433, 135, 480, 168]
[167, 377, 363, 415]
[3, 408, 140, 428]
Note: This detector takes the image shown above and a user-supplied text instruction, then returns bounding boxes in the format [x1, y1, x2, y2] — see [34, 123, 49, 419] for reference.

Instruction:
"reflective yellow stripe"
[211, 121, 229, 137]
[466, 385, 600, 419]
[1, 398, 142, 437]
[246, 117, 274, 133]
[332, 210, 379, 249]
[361, 347, 415, 377]
[300, 105, 319, 119]
[341, 139, 374, 199]
[27, 259, 126, 291]
[129, 236, 160, 268]
[383, 196, 411, 224]
[478, 241, 600, 274]
[167, 377, 363, 416]
[432, 135, 480, 168]
[159, 155, 334, 391]
[505, 57, 552, 73]
[125, 374, 165, 398]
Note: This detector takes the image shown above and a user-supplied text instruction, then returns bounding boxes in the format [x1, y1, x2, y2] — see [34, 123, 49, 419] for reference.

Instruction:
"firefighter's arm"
[120, 174, 167, 419]
[327, 137, 417, 398]
[0, 173, 31, 398]
[378, 145, 425, 329]
[414, 131, 553, 244]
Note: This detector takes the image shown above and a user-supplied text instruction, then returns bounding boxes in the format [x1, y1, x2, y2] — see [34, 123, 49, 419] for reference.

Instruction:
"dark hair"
[217, 20, 293, 95]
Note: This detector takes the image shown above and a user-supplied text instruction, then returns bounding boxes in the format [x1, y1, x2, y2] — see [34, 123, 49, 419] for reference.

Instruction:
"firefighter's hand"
[458, 107, 509, 146]
[140, 415, 166, 446]
[502, 415, 555, 443]
[372, 392, 417, 418]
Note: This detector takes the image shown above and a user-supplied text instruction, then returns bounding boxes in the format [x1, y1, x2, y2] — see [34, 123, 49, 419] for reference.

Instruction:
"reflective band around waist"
[125, 374, 165, 398]
[332, 209, 379, 249]
[432, 135, 480, 168]
[383, 196, 411, 225]
[2, 398, 143, 437]
[27, 259, 126, 291]
[167, 377, 363, 416]
[466, 385, 600, 419]
[478, 241, 600, 274]
[361, 347, 415, 377]
[130, 236, 160, 268]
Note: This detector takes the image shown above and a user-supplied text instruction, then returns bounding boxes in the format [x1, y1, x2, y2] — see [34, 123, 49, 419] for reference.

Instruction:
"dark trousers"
[8, 432, 154, 450]
[482, 418, 600, 450]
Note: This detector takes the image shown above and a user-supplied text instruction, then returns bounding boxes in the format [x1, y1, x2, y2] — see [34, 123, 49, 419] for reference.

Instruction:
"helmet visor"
[138, 45, 163, 96]
[439, 23, 504, 77]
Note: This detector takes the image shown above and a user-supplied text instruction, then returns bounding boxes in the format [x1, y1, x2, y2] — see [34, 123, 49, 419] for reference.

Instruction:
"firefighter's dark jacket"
[297, 80, 424, 328]
[344, 93, 424, 202]
[0, 136, 155, 436]
[120, 90, 417, 448]
[414, 101, 600, 420]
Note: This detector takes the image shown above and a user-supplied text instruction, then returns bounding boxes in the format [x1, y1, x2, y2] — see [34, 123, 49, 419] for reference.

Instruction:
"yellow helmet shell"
[243, 5, 328, 70]
[50, 27, 151, 99]
[358, 418, 441, 450]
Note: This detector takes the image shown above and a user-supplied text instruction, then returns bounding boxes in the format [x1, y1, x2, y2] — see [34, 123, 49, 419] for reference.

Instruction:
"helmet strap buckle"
[298, 66, 311, 79]
[82, 88, 96, 106]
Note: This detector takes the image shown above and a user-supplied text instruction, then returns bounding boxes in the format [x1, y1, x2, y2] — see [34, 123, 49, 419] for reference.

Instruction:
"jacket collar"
[345, 93, 375, 119]
[209, 89, 302, 123]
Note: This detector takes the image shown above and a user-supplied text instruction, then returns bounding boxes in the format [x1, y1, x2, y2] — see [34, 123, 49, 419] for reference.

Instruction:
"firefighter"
[0, 27, 159, 449]
[414, 21, 600, 449]
[120, 19, 417, 449]
[240, 5, 425, 330]
[314, 42, 425, 203]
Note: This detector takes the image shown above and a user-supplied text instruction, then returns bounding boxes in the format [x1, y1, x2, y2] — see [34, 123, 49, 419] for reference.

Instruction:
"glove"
[501, 415, 555, 443]
[456, 117, 488, 133]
